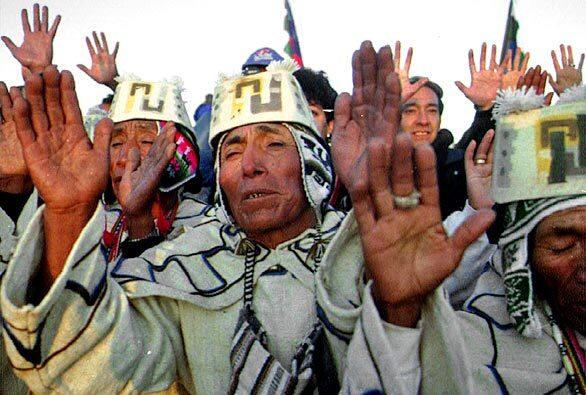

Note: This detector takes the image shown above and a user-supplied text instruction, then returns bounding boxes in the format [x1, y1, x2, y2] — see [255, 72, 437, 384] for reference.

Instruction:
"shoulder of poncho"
[460, 265, 514, 329]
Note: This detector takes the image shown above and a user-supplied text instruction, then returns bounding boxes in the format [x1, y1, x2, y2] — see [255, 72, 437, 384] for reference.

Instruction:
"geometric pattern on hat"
[110, 78, 193, 133]
[492, 194, 586, 338]
[209, 59, 318, 147]
[109, 78, 198, 192]
[491, 96, 586, 204]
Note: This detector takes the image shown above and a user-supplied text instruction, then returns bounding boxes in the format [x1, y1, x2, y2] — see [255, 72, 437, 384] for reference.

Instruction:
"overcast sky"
[1, 0, 585, 141]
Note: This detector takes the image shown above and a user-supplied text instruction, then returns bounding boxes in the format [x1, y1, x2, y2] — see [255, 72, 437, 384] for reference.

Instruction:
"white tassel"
[557, 84, 586, 105]
[114, 73, 142, 83]
[266, 58, 300, 72]
[492, 87, 546, 121]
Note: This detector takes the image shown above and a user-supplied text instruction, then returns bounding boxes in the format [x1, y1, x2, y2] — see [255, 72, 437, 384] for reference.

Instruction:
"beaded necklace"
[544, 303, 586, 394]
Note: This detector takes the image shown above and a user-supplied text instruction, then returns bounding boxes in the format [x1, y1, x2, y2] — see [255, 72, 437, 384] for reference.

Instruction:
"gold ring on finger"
[474, 158, 487, 165]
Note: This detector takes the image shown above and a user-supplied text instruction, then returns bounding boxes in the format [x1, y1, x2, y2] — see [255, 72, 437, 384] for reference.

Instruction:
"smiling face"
[109, 120, 158, 198]
[219, 123, 315, 248]
[532, 206, 586, 335]
[400, 87, 441, 144]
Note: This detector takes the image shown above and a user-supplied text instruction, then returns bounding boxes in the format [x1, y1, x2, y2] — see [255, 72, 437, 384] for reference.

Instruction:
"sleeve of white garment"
[317, 210, 478, 394]
[341, 282, 421, 394]
[315, 211, 364, 380]
[0, 204, 188, 394]
[442, 201, 497, 306]
[342, 283, 476, 394]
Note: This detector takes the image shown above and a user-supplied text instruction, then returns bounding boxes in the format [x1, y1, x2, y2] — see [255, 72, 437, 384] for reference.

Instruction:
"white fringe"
[492, 87, 546, 121]
[557, 84, 586, 105]
[266, 58, 300, 73]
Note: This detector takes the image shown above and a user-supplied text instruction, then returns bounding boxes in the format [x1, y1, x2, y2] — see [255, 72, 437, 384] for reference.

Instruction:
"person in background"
[293, 68, 337, 141]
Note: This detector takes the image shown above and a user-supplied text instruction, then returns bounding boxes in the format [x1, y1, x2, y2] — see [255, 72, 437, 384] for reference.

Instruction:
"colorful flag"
[500, 0, 520, 62]
[283, 0, 304, 67]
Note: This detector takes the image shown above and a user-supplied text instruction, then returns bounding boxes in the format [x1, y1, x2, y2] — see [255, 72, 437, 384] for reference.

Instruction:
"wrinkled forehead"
[112, 119, 158, 136]
[220, 122, 294, 149]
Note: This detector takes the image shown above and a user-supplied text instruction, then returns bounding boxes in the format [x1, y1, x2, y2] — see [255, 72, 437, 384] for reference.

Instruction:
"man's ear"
[327, 120, 334, 135]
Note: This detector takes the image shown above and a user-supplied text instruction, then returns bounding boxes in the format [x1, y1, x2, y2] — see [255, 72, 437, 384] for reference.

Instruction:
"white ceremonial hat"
[209, 59, 318, 146]
[492, 87, 586, 203]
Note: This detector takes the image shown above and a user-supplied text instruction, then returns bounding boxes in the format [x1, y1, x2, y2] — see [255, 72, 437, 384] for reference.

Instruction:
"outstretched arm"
[1, 4, 61, 76]
[12, 66, 111, 292]
[333, 42, 495, 327]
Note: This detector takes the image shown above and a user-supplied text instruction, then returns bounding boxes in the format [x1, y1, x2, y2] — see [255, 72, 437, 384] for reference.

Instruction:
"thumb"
[544, 92, 554, 106]
[1, 36, 18, 55]
[77, 64, 91, 76]
[411, 77, 428, 92]
[93, 118, 112, 155]
[21, 66, 32, 81]
[450, 209, 495, 258]
[454, 81, 469, 96]
[124, 147, 141, 177]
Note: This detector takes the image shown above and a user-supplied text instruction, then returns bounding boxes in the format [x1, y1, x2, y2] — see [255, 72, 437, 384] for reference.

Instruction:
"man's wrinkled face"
[532, 206, 586, 335]
[400, 87, 441, 144]
[109, 120, 158, 198]
[219, 123, 315, 247]
[309, 102, 333, 140]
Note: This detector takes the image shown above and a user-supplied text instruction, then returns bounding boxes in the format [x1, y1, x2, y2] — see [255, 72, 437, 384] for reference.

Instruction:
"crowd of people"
[0, 4, 584, 394]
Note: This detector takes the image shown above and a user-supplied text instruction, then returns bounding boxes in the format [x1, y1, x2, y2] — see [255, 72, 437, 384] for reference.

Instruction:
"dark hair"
[102, 94, 114, 105]
[294, 68, 338, 122]
[409, 76, 444, 115]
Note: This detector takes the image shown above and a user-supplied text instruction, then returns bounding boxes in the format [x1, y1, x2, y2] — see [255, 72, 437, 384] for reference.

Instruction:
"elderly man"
[1, 56, 343, 392]
[100, 75, 200, 259]
[327, 63, 586, 392]
[1, 42, 495, 393]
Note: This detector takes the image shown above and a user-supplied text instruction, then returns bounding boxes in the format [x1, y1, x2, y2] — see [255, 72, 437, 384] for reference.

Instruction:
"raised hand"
[12, 66, 111, 211]
[1, 4, 61, 74]
[351, 133, 495, 327]
[12, 66, 112, 286]
[393, 41, 428, 103]
[464, 129, 495, 210]
[549, 44, 584, 95]
[336, 42, 495, 327]
[0, 83, 28, 179]
[331, 41, 398, 192]
[117, 124, 175, 234]
[77, 32, 120, 90]
[517, 65, 553, 105]
[455, 43, 506, 110]
[501, 47, 530, 90]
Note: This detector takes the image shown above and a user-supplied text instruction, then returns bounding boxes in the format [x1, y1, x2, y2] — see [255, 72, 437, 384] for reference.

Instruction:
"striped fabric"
[228, 239, 320, 395]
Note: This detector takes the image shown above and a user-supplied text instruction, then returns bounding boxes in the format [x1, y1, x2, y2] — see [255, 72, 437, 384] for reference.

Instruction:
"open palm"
[1, 4, 61, 73]
[331, 41, 398, 192]
[0, 83, 27, 177]
[13, 67, 111, 211]
[77, 32, 119, 90]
